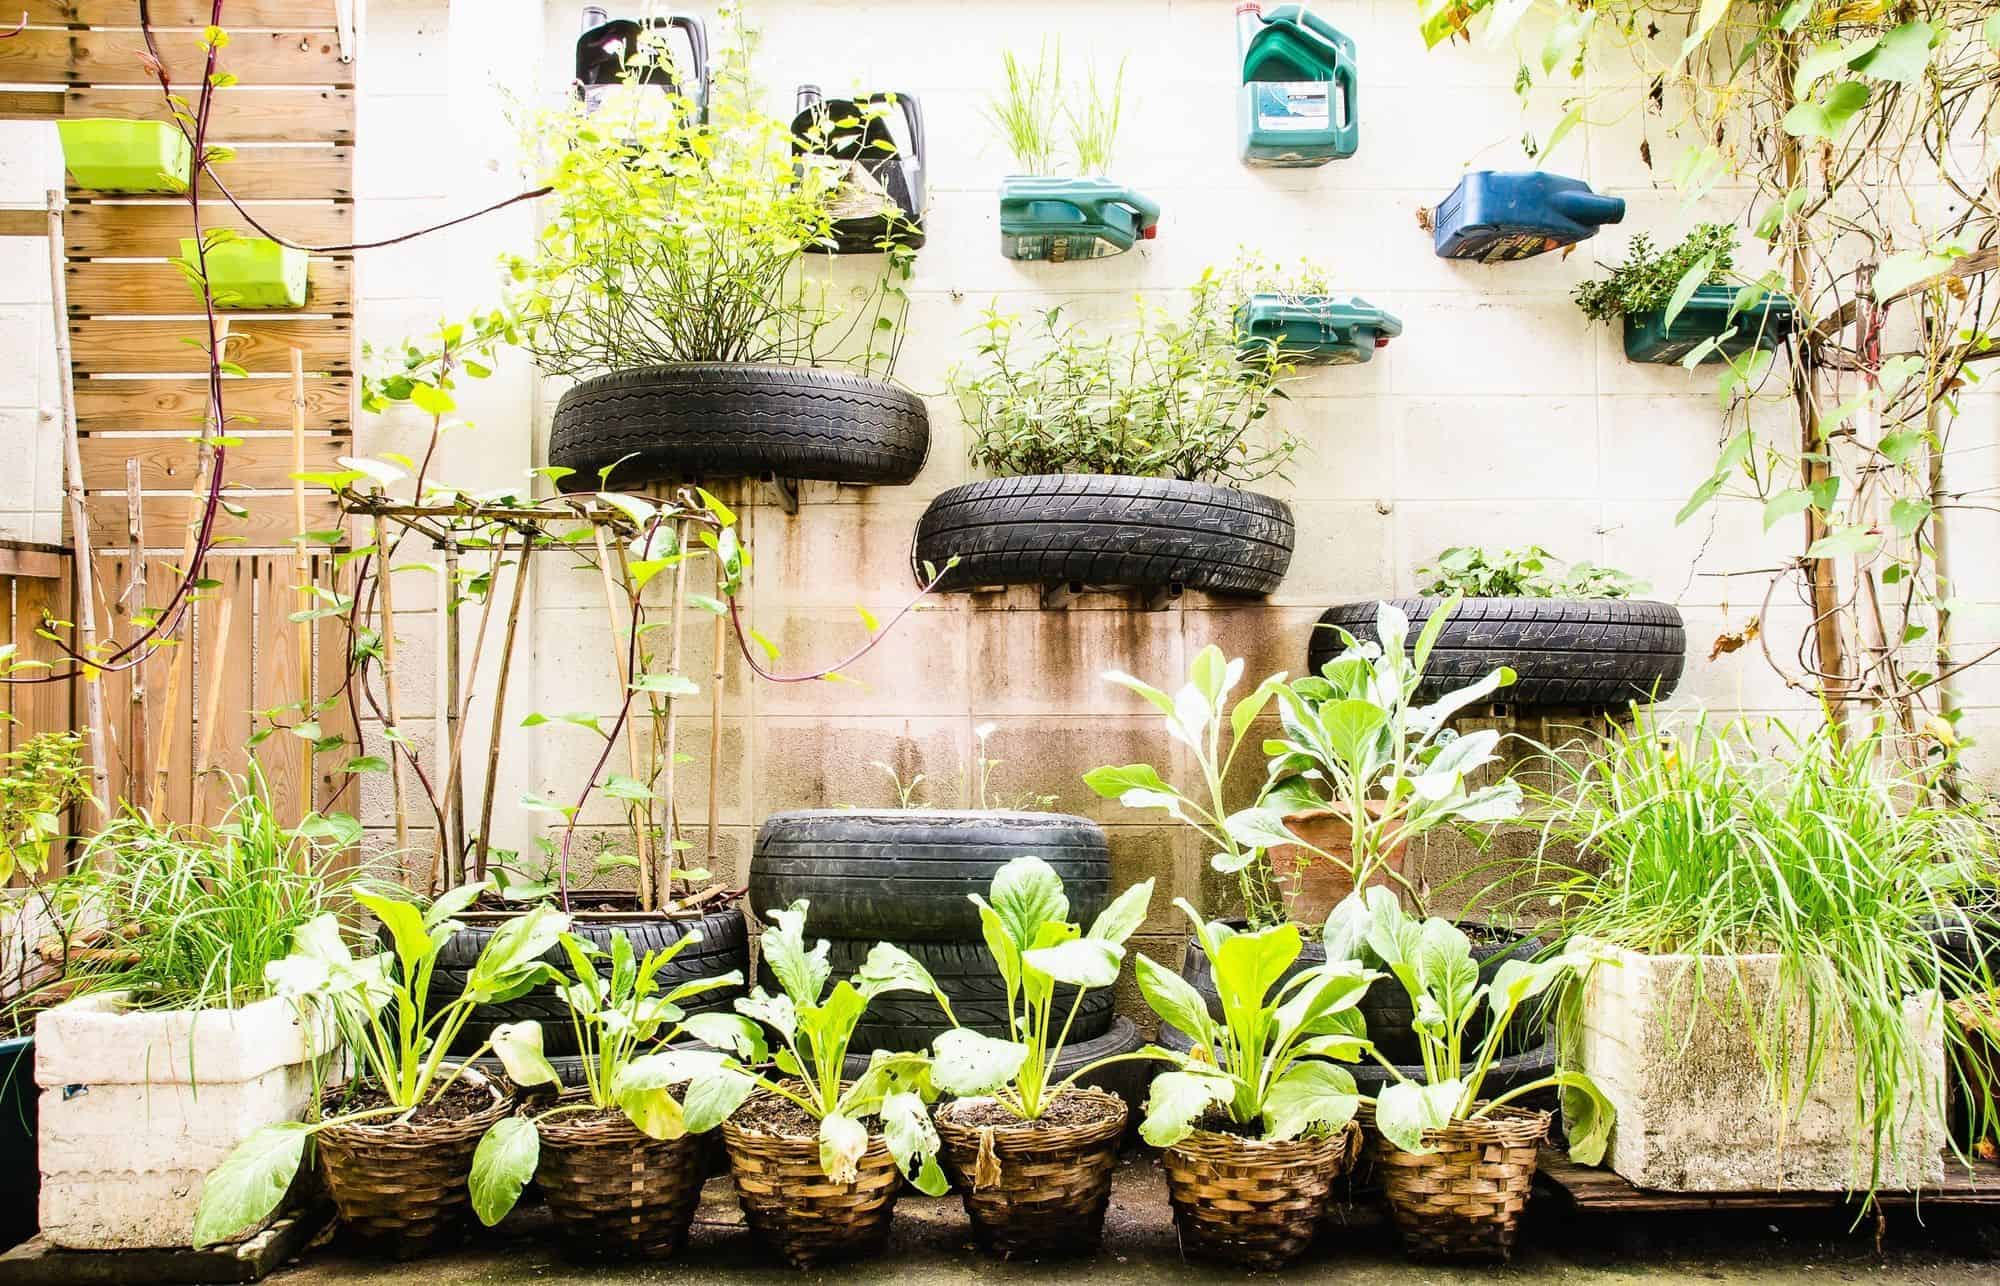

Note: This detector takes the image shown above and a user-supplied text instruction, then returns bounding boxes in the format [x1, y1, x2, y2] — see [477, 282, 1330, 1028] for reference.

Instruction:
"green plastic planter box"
[178, 237, 309, 310]
[56, 119, 191, 194]
[1623, 285, 1795, 365]
[1234, 293, 1401, 365]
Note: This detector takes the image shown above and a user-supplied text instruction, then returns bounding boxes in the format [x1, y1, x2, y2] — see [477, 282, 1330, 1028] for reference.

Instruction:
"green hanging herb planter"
[1623, 285, 1794, 365]
[1235, 293, 1400, 365]
[56, 119, 192, 194]
[179, 237, 309, 310]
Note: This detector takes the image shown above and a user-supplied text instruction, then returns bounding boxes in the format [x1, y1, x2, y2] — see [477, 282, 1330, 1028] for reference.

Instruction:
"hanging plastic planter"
[998, 176, 1159, 262]
[791, 86, 926, 254]
[1236, 293, 1401, 365]
[1623, 285, 1794, 365]
[574, 10, 708, 121]
[179, 236, 309, 310]
[55, 119, 191, 194]
[1431, 171, 1624, 262]
[1236, 3, 1358, 168]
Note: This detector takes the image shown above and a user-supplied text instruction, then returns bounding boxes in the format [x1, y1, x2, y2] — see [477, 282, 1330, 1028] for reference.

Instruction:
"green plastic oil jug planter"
[1236, 2, 1358, 167]
[55, 119, 191, 194]
[1235, 293, 1400, 365]
[998, 176, 1159, 262]
[1623, 285, 1795, 365]
[178, 236, 309, 310]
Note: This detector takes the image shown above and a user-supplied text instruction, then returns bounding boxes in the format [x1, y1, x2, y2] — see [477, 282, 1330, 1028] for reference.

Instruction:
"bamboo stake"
[148, 632, 185, 820]
[45, 192, 112, 828]
[658, 520, 689, 898]
[440, 543, 464, 880]
[434, 541, 504, 888]
[372, 509, 410, 856]
[592, 526, 654, 907]
[124, 460, 148, 799]
[289, 348, 312, 822]
[191, 594, 234, 821]
[474, 540, 533, 879]
[708, 557, 725, 867]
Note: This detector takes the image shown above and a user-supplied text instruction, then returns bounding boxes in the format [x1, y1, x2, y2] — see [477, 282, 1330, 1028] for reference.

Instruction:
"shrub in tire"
[547, 363, 929, 491]
[759, 937, 1114, 1054]
[912, 475, 1295, 596]
[1309, 597, 1685, 709]
[749, 809, 1109, 942]
[404, 908, 750, 1057]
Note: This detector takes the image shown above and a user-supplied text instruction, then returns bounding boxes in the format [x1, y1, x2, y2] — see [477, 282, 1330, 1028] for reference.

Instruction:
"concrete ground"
[272, 1152, 2000, 1285]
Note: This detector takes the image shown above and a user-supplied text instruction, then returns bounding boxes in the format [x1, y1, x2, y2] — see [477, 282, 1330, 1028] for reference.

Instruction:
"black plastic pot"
[0, 1037, 36, 1251]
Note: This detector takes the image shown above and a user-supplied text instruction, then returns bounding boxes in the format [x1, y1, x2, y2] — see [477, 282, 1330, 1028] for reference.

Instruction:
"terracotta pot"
[1269, 806, 1405, 926]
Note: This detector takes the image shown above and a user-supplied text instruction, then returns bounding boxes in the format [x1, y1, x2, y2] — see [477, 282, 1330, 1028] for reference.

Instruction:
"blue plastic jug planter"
[179, 237, 310, 310]
[998, 176, 1160, 263]
[1236, 3, 1358, 167]
[1623, 285, 1795, 365]
[56, 119, 191, 194]
[1432, 171, 1624, 262]
[1235, 293, 1400, 365]
[911, 475, 1294, 597]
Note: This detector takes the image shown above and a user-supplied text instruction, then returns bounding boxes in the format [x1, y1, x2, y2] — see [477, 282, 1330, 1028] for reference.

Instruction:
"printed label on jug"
[1468, 231, 1562, 263]
[1002, 233, 1120, 262]
[1255, 83, 1329, 132]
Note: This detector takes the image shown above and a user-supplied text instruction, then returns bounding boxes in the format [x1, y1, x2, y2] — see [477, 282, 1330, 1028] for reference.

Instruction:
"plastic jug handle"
[667, 15, 709, 122]
[1333, 57, 1358, 137]
[863, 91, 926, 213]
[1113, 188, 1162, 231]
[1550, 189, 1627, 228]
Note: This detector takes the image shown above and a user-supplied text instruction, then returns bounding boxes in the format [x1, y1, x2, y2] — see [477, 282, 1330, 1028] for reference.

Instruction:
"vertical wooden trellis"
[1, 2, 361, 825]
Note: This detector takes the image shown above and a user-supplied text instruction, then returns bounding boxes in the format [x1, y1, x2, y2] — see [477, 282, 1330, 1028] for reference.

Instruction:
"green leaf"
[1263, 1061, 1359, 1142]
[604, 774, 659, 803]
[1805, 527, 1881, 559]
[489, 1021, 560, 1090]
[818, 1111, 870, 1183]
[1889, 497, 1932, 537]
[1086, 878, 1154, 946]
[1024, 937, 1122, 989]
[1762, 489, 1813, 532]
[1853, 21, 1934, 86]
[1375, 1079, 1463, 1155]
[409, 383, 455, 417]
[880, 1092, 948, 1196]
[469, 1116, 539, 1226]
[1987, 13, 2000, 54]
[356, 891, 430, 973]
[1082, 762, 1173, 802]
[1133, 952, 1213, 1045]
[1554, 1070, 1616, 1165]
[192, 1123, 309, 1247]
[1138, 1069, 1231, 1148]
[987, 856, 1068, 953]
[1663, 251, 1718, 332]
[631, 671, 699, 696]
[1782, 80, 1870, 140]
[930, 1028, 1027, 1097]
[1221, 806, 1300, 853]
[1100, 670, 1177, 718]
[1793, 36, 1877, 97]
[1875, 246, 1963, 301]
[680, 1064, 758, 1134]
[340, 755, 389, 773]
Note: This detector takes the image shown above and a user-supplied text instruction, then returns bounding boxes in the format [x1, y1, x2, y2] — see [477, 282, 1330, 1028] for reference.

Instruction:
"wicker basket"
[935, 1087, 1126, 1259]
[1160, 1120, 1358, 1269]
[315, 1065, 509, 1258]
[535, 1092, 707, 1259]
[1372, 1103, 1550, 1261]
[721, 1091, 902, 1267]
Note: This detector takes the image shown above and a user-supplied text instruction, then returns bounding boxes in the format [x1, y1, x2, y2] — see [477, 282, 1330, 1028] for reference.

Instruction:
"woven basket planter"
[314, 1066, 509, 1258]
[535, 1092, 706, 1259]
[935, 1087, 1126, 1259]
[720, 1091, 902, 1267]
[1161, 1120, 1358, 1269]
[1373, 1104, 1550, 1262]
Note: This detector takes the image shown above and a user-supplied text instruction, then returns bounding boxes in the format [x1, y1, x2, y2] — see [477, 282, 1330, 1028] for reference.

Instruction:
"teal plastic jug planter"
[998, 176, 1160, 262]
[1236, 2, 1358, 168]
[179, 237, 309, 310]
[1236, 293, 1400, 365]
[1623, 285, 1794, 365]
[56, 119, 191, 193]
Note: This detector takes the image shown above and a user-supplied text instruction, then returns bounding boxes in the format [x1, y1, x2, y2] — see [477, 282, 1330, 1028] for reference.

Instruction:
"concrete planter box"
[33, 992, 336, 1250]
[1576, 940, 1946, 1192]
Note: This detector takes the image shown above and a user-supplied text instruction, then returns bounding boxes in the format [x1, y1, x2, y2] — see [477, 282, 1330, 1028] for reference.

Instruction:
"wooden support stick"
[474, 541, 533, 880]
[659, 520, 689, 898]
[148, 630, 185, 820]
[708, 557, 725, 867]
[290, 348, 312, 823]
[45, 191, 112, 828]
[125, 459, 149, 798]
[592, 525, 653, 907]
[191, 595, 234, 821]
[372, 509, 410, 856]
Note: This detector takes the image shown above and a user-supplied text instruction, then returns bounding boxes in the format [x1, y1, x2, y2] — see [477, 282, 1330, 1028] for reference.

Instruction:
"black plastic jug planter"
[546, 364, 929, 493]
[0, 1037, 37, 1251]
[1310, 597, 1686, 709]
[911, 475, 1295, 596]
[792, 87, 926, 254]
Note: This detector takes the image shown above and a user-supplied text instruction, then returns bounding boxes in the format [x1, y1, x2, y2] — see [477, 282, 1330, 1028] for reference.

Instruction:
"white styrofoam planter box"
[34, 991, 336, 1250]
[1576, 939, 1946, 1192]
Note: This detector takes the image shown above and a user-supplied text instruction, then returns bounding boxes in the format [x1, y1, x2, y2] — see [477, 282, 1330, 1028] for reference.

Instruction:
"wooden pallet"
[1536, 1148, 2000, 1212]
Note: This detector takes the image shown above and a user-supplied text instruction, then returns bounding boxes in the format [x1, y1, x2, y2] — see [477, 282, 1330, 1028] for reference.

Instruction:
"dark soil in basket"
[1189, 1105, 1265, 1140]
[733, 1090, 879, 1139]
[320, 1077, 497, 1127]
[942, 1090, 1120, 1132]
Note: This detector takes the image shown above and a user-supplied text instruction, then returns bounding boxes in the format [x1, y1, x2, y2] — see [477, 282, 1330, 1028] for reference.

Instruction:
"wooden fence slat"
[70, 319, 353, 374]
[92, 553, 132, 810]
[0, 87, 357, 141]
[85, 493, 343, 551]
[255, 555, 307, 817]
[75, 375, 352, 433]
[80, 433, 345, 491]
[21, 2, 340, 26]
[67, 258, 352, 315]
[196, 559, 256, 823]
[69, 147, 355, 203]
[146, 557, 193, 822]
[3, 572, 74, 756]
[310, 554, 356, 818]
[0, 29, 354, 88]
[65, 202, 352, 259]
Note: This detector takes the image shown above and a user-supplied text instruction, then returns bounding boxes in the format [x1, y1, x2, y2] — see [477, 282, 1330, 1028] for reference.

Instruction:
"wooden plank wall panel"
[64, 202, 353, 257]
[84, 495, 344, 548]
[22, 2, 337, 25]
[71, 319, 354, 374]
[80, 434, 341, 490]
[194, 558, 256, 824]
[68, 259, 353, 314]
[70, 149, 357, 201]
[74, 376, 353, 432]
[0, 30, 353, 86]
[0, 87, 358, 142]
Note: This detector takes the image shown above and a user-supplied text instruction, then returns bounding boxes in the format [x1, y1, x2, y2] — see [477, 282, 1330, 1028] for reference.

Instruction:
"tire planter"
[934, 1087, 1126, 1259]
[912, 475, 1295, 596]
[1310, 597, 1686, 709]
[1161, 1121, 1358, 1269]
[721, 1090, 903, 1267]
[1168, 921, 1544, 1065]
[1373, 1105, 1549, 1262]
[315, 1065, 508, 1258]
[547, 363, 929, 491]
[750, 809, 1108, 943]
[762, 937, 1114, 1054]
[847, 1017, 1151, 1120]
[406, 907, 749, 1058]
[534, 1091, 706, 1259]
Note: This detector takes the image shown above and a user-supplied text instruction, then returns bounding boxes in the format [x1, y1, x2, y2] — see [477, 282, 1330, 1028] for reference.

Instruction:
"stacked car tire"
[749, 809, 1152, 1109]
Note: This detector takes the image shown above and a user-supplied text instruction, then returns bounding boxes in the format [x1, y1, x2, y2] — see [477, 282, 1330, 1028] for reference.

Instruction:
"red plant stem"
[726, 566, 951, 683]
